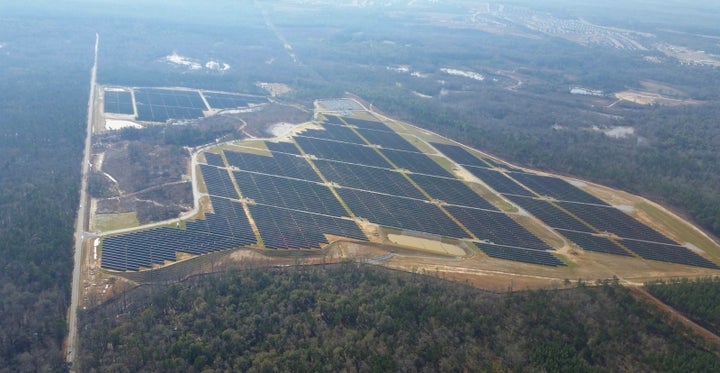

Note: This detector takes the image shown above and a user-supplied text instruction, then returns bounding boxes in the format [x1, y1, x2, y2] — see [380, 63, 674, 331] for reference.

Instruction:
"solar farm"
[95, 98, 720, 287]
[100, 86, 267, 124]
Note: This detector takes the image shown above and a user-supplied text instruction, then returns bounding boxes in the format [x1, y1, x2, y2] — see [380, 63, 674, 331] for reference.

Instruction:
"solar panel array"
[224, 150, 321, 182]
[104, 90, 134, 115]
[102, 113, 718, 271]
[338, 189, 467, 238]
[234, 171, 347, 217]
[557, 202, 675, 244]
[464, 166, 534, 196]
[134, 88, 207, 122]
[509, 172, 608, 205]
[203, 152, 225, 167]
[410, 174, 498, 211]
[507, 195, 592, 232]
[619, 239, 718, 269]
[295, 136, 390, 168]
[298, 125, 364, 144]
[356, 128, 418, 152]
[343, 117, 393, 132]
[314, 159, 426, 199]
[203, 92, 265, 109]
[476, 243, 565, 266]
[557, 229, 631, 256]
[251, 205, 366, 250]
[382, 149, 454, 177]
[102, 197, 255, 271]
[266, 142, 300, 155]
[446, 206, 551, 251]
[431, 142, 488, 167]
[199, 164, 238, 199]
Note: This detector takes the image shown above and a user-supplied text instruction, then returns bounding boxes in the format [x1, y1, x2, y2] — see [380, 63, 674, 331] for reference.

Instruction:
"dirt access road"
[630, 286, 720, 353]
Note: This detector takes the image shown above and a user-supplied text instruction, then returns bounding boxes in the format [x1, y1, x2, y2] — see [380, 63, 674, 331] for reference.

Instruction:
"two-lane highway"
[66, 32, 98, 370]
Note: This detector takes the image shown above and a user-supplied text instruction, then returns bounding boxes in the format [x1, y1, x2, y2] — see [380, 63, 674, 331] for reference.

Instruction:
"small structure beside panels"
[99, 105, 719, 272]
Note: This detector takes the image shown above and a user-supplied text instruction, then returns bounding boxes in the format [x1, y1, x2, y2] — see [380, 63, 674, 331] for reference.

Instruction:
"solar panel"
[410, 174, 499, 211]
[295, 136, 390, 168]
[556, 229, 631, 256]
[510, 172, 609, 205]
[620, 239, 719, 269]
[224, 149, 321, 181]
[381, 148, 454, 177]
[464, 166, 534, 196]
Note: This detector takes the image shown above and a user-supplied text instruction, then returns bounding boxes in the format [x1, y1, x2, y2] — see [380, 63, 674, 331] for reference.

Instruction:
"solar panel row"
[557, 229, 631, 256]
[476, 243, 565, 267]
[343, 117, 393, 132]
[134, 89, 207, 122]
[266, 142, 301, 155]
[619, 239, 719, 269]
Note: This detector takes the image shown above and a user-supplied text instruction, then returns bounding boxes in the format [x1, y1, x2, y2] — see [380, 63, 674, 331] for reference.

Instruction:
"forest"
[0, 16, 91, 370]
[78, 264, 720, 372]
[646, 277, 720, 336]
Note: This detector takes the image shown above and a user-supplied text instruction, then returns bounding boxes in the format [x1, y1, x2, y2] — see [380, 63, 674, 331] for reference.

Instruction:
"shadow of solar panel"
[266, 142, 300, 155]
[556, 229, 631, 256]
[234, 171, 348, 216]
[463, 166, 534, 196]
[342, 117, 393, 132]
[476, 243, 566, 266]
[200, 164, 238, 199]
[620, 239, 719, 269]
[506, 195, 593, 232]
[557, 202, 676, 244]
[314, 159, 426, 199]
[446, 205, 551, 251]
[299, 124, 364, 144]
[251, 204, 367, 249]
[381, 148, 454, 177]
[224, 150, 321, 181]
[430, 143, 488, 167]
[203, 152, 225, 167]
[510, 172, 608, 205]
[337, 189, 468, 238]
[104, 90, 134, 115]
[203, 93, 265, 109]
[295, 136, 390, 168]
[356, 128, 418, 152]
[411, 174, 498, 211]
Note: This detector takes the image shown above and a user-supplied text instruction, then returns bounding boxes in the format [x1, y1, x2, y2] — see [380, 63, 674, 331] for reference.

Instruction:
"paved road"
[66, 33, 98, 370]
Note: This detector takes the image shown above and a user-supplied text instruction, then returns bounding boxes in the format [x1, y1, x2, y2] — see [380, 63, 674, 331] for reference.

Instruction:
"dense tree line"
[0, 17, 92, 370]
[78, 264, 720, 372]
[646, 277, 720, 335]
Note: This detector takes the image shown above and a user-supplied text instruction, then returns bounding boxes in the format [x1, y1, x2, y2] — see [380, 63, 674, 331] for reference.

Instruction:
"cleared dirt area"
[614, 90, 701, 106]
